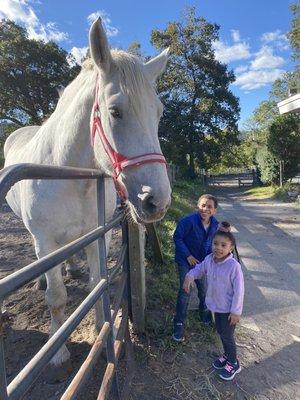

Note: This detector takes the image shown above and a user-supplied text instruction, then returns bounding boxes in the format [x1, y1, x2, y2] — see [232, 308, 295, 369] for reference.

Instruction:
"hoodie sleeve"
[230, 262, 244, 315]
[173, 217, 192, 259]
[186, 258, 207, 280]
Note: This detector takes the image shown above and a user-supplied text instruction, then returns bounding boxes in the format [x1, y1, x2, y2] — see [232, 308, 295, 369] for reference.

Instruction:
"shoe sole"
[172, 334, 185, 342]
[219, 366, 242, 381]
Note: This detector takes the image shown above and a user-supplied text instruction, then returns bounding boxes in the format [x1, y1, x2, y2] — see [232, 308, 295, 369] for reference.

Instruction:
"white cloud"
[213, 40, 251, 63]
[231, 29, 240, 43]
[250, 46, 285, 70]
[213, 30, 251, 63]
[0, 0, 68, 42]
[68, 46, 88, 65]
[87, 10, 119, 37]
[234, 65, 248, 74]
[261, 29, 289, 51]
[233, 68, 285, 90]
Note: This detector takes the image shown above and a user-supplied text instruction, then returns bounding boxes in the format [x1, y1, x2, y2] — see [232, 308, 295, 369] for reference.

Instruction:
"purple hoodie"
[187, 253, 244, 315]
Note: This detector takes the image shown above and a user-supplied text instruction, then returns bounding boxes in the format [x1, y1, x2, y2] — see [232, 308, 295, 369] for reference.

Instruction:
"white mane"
[53, 50, 159, 123]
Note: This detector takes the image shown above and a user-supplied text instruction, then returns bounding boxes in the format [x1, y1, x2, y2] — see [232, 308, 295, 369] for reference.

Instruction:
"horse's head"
[89, 19, 171, 223]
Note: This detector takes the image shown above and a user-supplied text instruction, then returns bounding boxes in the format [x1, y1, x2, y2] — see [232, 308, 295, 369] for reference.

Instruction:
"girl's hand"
[228, 313, 240, 326]
[183, 276, 195, 293]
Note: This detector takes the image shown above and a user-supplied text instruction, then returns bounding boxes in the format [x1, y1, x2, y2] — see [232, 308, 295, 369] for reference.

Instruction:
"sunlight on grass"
[244, 186, 276, 199]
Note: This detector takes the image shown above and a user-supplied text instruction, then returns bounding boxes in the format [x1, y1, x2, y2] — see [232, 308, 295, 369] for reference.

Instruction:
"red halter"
[90, 83, 167, 199]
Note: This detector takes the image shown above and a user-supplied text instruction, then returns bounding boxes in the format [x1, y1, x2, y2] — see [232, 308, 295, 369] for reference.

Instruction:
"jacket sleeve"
[230, 263, 244, 315]
[187, 260, 207, 280]
[173, 218, 192, 259]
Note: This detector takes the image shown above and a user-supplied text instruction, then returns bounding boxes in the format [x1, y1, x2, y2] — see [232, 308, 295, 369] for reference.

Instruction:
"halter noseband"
[90, 82, 167, 199]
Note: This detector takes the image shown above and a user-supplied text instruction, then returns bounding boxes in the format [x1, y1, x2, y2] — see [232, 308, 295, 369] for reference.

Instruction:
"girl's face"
[212, 235, 234, 261]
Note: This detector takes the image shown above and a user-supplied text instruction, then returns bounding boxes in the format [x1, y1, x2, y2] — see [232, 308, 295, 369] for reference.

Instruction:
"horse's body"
[4, 18, 171, 372]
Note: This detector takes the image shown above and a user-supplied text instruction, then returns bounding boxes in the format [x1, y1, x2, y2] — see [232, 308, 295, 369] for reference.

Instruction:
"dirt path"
[215, 187, 300, 400]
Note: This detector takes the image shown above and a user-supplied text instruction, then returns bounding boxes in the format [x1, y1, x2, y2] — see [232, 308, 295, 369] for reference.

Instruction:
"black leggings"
[215, 312, 237, 363]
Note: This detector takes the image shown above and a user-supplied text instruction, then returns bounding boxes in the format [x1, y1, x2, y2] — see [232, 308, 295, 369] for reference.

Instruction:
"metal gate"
[0, 163, 132, 400]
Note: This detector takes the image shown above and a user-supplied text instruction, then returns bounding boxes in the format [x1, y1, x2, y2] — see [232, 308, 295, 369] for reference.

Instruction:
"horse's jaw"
[125, 200, 169, 225]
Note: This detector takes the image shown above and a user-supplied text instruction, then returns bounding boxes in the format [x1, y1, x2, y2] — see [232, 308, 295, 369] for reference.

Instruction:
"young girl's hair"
[214, 229, 236, 247]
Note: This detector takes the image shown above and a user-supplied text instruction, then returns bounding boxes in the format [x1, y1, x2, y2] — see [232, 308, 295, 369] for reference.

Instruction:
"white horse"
[4, 18, 171, 376]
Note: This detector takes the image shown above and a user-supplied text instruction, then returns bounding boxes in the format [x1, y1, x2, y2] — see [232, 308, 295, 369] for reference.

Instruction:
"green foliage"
[0, 20, 80, 126]
[0, 123, 18, 166]
[256, 146, 279, 184]
[151, 7, 240, 178]
[244, 183, 298, 202]
[127, 41, 142, 58]
[287, 2, 300, 61]
[267, 114, 300, 181]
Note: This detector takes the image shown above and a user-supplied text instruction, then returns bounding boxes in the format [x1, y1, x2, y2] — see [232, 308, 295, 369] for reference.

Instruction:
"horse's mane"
[81, 50, 158, 117]
[48, 49, 159, 130]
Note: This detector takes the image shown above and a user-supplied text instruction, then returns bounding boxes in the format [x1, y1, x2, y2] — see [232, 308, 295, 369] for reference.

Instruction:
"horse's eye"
[110, 107, 122, 119]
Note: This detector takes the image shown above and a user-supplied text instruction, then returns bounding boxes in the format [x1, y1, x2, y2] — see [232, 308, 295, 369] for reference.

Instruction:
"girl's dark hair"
[213, 230, 236, 247]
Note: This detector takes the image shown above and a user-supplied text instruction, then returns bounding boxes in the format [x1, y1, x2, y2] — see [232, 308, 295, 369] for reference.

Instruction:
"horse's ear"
[89, 18, 112, 74]
[144, 48, 169, 82]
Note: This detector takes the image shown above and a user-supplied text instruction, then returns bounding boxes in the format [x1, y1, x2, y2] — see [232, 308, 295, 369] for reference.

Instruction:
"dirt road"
[215, 187, 300, 400]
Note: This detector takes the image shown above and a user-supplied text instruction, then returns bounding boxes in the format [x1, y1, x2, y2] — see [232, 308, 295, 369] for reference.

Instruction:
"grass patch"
[145, 179, 217, 351]
[244, 185, 276, 199]
[244, 183, 300, 202]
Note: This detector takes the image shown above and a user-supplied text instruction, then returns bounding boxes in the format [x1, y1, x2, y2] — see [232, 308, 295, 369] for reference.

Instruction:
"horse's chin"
[125, 202, 165, 225]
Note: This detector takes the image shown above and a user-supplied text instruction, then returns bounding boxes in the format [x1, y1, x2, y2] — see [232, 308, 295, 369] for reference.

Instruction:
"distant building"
[277, 91, 300, 115]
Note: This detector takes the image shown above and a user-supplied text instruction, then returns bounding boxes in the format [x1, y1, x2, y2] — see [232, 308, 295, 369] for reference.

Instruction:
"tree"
[256, 146, 279, 184]
[287, 2, 300, 62]
[0, 20, 80, 126]
[267, 114, 300, 182]
[150, 7, 240, 178]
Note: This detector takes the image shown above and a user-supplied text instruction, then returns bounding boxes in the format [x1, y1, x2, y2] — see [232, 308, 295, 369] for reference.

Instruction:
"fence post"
[145, 223, 164, 264]
[128, 223, 146, 333]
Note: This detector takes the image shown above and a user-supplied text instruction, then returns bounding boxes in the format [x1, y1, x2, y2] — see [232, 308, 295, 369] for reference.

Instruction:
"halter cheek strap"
[90, 84, 167, 200]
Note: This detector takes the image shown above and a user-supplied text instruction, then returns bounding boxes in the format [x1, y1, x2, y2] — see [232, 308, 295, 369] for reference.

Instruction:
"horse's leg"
[85, 230, 112, 332]
[34, 237, 71, 381]
[65, 255, 82, 279]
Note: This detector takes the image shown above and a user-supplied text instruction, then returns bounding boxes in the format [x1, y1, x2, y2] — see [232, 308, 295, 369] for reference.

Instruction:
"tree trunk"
[188, 151, 196, 179]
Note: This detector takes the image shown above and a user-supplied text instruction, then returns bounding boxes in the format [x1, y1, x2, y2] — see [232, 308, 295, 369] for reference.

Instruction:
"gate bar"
[96, 177, 120, 398]
[108, 244, 127, 283]
[97, 306, 128, 400]
[0, 163, 108, 205]
[61, 273, 127, 400]
[7, 278, 107, 400]
[0, 212, 123, 300]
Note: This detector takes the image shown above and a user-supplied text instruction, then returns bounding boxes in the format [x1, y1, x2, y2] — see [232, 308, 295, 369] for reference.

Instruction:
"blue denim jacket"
[173, 212, 219, 268]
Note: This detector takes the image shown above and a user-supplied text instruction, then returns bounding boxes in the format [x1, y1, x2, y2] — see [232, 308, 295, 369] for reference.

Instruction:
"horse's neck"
[42, 72, 98, 170]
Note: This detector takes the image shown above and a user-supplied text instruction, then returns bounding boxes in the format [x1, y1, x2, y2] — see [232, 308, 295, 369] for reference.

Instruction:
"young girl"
[183, 229, 244, 381]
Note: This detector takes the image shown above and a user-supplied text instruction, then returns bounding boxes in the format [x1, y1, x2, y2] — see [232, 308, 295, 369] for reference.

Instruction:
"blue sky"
[0, 0, 294, 127]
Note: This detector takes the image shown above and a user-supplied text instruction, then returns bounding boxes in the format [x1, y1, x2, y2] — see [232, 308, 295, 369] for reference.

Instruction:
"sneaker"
[219, 360, 241, 381]
[213, 354, 227, 370]
[172, 322, 185, 342]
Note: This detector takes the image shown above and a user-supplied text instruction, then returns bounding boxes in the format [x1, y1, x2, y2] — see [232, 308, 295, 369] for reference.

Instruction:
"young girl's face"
[212, 235, 234, 260]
